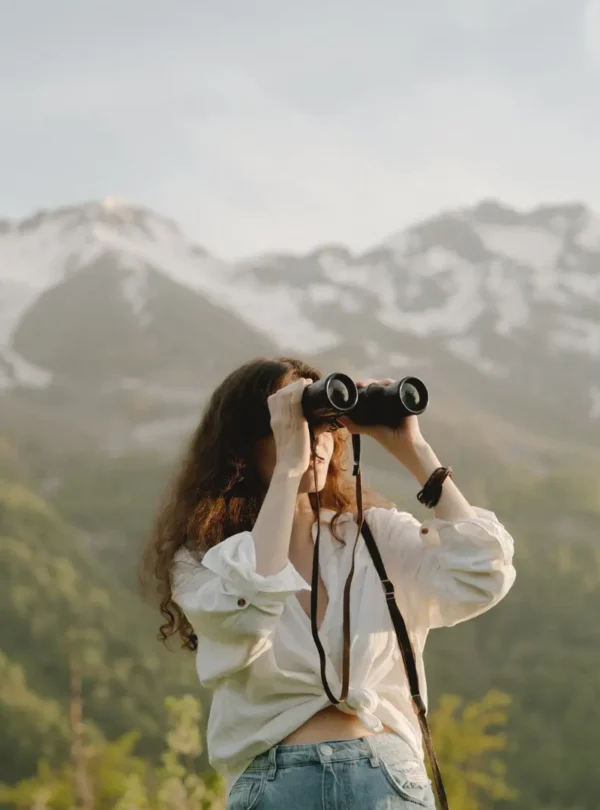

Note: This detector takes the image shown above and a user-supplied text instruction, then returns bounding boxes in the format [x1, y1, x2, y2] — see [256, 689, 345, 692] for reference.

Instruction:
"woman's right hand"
[267, 378, 313, 478]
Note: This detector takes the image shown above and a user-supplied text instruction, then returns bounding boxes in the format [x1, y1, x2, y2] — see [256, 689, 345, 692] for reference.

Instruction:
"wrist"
[398, 441, 442, 485]
[272, 463, 305, 484]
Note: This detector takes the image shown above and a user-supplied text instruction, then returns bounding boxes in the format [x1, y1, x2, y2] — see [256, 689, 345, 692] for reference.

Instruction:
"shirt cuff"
[201, 531, 311, 600]
[420, 507, 514, 566]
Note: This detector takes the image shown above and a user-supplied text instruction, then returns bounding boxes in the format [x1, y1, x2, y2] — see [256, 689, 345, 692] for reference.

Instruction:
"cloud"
[152, 69, 593, 258]
[446, 0, 492, 31]
[584, 0, 600, 64]
[1, 1, 599, 258]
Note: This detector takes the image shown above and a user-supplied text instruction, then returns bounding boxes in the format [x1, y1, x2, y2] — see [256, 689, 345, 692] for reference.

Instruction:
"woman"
[144, 357, 516, 809]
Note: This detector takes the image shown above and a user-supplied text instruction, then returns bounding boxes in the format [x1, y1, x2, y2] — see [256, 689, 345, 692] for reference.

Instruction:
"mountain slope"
[0, 198, 598, 461]
[0, 477, 201, 783]
[239, 200, 600, 418]
[0, 199, 275, 388]
[13, 250, 274, 381]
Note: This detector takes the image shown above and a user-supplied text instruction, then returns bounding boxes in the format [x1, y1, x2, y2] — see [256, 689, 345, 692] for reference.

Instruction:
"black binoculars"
[302, 373, 428, 429]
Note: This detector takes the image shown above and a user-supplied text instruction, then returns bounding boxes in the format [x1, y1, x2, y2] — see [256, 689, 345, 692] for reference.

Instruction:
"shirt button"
[421, 527, 429, 535]
[236, 597, 247, 607]
[320, 744, 333, 756]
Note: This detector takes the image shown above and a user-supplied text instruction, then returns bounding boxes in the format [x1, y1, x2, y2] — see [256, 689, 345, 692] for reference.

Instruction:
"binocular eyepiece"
[301, 373, 428, 429]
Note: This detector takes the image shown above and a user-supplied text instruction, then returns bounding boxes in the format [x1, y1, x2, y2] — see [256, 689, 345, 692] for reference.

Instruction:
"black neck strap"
[307, 428, 450, 810]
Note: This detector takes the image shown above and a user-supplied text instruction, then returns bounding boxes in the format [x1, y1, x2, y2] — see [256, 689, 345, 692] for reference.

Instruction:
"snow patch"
[340, 291, 362, 314]
[446, 336, 507, 377]
[0, 347, 53, 390]
[384, 229, 411, 257]
[387, 352, 413, 368]
[0, 216, 86, 289]
[319, 255, 398, 316]
[308, 284, 339, 305]
[552, 316, 600, 357]
[590, 386, 600, 420]
[320, 260, 372, 288]
[0, 280, 40, 346]
[577, 211, 600, 251]
[485, 260, 530, 336]
[548, 214, 571, 235]
[227, 282, 338, 353]
[383, 227, 420, 258]
[379, 260, 483, 336]
[478, 224, 563, 270]
[119, 256, 152, 327]
[237, 252, 288, 271]
[421, 246, 460, 274]
[561, 270, 600, 302]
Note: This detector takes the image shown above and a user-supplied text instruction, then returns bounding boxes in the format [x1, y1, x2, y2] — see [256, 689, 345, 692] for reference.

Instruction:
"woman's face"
[256, 424, 336, 493]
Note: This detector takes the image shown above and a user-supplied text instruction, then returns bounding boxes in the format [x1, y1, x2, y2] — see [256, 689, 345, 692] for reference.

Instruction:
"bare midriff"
[280, 705, 395, 745]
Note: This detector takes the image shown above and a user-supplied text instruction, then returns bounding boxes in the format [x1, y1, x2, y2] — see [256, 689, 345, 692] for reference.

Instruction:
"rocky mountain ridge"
[1, 197, 598, 460]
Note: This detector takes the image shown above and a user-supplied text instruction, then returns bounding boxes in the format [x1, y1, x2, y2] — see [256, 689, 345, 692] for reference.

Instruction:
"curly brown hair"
[140, 356, 384, 652]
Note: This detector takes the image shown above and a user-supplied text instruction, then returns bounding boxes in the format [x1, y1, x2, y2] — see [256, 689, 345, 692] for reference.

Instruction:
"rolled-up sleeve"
[368, 506, 516, 631]
[172, 533, 310, 685]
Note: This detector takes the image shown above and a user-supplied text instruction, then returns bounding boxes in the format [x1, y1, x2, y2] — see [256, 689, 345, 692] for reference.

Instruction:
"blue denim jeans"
[227, 733, 436, 809]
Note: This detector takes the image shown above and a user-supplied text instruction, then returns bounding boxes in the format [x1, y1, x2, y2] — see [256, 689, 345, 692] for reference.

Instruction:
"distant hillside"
[0, 477, 203, 783]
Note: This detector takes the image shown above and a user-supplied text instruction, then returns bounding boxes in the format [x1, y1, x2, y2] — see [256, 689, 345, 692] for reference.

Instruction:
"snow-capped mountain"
[235, 200, 600, 431]
[0, 199, 275, 387]
[0, 197, 599, 457]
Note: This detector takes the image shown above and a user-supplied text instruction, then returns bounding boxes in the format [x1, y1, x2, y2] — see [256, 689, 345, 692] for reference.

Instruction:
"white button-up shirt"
[173, 506, 516, 795]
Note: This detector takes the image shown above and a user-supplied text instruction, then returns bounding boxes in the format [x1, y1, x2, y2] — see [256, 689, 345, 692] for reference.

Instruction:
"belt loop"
[267, 745, 278, 780]
[364, 736, 380, 768]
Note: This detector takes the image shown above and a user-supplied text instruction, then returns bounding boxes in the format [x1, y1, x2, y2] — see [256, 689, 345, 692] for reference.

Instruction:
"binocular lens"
[302, 373, 359, 422]
[398, 377, 428, 415]
[328, 378, 353, 410]
[400, 382, 420, 409]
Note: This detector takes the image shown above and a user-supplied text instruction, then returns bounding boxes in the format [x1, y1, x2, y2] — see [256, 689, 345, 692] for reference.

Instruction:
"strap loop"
[380, 578, 396, 601]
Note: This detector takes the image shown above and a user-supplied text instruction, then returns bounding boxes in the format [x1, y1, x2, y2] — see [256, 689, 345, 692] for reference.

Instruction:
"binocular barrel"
[302, 373, 428, 429]
[300, 373, 358, 421]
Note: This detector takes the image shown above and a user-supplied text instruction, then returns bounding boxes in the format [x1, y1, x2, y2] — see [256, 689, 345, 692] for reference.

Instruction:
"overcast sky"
[1, 0, 599, 258]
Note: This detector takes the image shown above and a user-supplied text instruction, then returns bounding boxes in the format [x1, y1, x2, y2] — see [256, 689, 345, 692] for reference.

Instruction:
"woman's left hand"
[338, 378, 425, 454]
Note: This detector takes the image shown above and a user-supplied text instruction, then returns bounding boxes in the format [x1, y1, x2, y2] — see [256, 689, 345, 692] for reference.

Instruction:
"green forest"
[1, 431, 600, 810]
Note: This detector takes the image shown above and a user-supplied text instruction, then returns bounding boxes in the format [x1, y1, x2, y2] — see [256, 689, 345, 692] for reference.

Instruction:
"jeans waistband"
[246, 733, 418, 773]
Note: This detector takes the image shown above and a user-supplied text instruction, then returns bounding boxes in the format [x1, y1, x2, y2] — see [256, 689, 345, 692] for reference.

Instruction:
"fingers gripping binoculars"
[302, 373, 428, 429]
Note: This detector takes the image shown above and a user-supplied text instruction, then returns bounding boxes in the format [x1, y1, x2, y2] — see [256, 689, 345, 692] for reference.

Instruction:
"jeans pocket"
[380, 758, 435, 808]
[227, 770, 266, 810]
